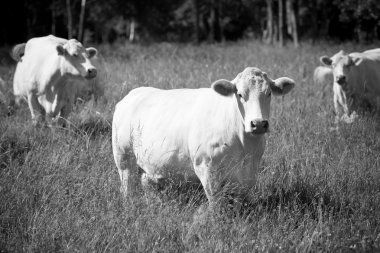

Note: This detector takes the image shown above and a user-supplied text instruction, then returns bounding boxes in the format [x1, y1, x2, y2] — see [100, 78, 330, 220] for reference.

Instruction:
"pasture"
[1, 40, 380, 252]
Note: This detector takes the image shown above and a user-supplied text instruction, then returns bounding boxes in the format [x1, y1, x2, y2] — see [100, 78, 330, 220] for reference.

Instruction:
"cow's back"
[350, 49, 380, 64]
[349, 49, 380, 96]
[362, 48, 380, 58]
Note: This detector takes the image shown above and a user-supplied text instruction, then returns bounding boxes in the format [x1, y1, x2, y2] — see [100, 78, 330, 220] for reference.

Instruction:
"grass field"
[1, 40, 380, 252]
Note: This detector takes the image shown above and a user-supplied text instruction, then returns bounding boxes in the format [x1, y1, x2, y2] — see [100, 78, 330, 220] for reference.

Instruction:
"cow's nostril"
[250, 120, 269, 135]
[88, 68, 97, 75]
[336, 75, 346, 84]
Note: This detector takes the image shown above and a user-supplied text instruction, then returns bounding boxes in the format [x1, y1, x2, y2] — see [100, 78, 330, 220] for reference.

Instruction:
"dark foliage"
[1, 0, 380, 45]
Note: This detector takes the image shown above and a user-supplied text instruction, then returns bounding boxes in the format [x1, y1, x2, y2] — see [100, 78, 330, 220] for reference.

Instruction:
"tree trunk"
[192, 0, 200, 43]
[278, 0, 284, 47]
[78, 0, 86, 42]
[374, 25, 378, 41]
[66, 0, 73, 39]
[209, 0, 221, 42]
[273, 19, 278, 42]
[51, 0, 56, 35]
[310, 0, 317, 43]
[286, 0, 298, 48]
[26, 0, 37, 38]
[264, 0, 274, 44]
[129, 18, 136, 42]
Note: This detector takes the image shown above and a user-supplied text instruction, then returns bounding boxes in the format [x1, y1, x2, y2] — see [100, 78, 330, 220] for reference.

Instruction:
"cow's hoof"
[329, 126, 340, 132]
[32, 119, 45, 128]
[341, 112, 358, 124]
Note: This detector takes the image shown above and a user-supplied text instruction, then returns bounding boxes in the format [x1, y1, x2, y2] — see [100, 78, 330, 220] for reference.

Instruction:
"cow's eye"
[73, 54, 78, 57]
[238, 93, 247, 101]
[267, 91, 271, 97]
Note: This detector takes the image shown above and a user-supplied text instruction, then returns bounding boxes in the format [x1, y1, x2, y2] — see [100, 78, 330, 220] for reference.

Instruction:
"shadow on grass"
[73, 115, 112, 139]
[143, 176, 207, 208]
[237, 181, 354, 221]
[0, 133, 31, 169]
[149, 177, 354, 223]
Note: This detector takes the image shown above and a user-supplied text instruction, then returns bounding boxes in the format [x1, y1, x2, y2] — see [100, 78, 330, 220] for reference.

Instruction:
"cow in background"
[320, 49, 380, 123]
[12, 35, 98, 127]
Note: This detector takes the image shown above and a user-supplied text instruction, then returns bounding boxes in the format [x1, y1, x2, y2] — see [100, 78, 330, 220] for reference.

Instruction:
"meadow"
[1, 40, 380, 252]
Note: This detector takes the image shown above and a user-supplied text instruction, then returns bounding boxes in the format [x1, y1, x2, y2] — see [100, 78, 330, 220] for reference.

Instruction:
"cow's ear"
[56, 45, 66, 56]
[320, 56, 332, 66]
[212, 79, 237, 96]
[271, 77, 295, 96]
[86, 47, 97, 58]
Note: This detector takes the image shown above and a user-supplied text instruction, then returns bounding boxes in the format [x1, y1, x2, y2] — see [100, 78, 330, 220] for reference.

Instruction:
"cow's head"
[56, 39, 98, 80]
[212, 67, 295, 135]
[320, 50, 361, 88]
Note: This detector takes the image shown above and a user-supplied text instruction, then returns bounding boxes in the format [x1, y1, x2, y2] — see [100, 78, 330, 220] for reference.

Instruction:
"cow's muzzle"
[250, 119, 269, 135]
[85, 68, 97, 79]
[336, 75, 346, 85]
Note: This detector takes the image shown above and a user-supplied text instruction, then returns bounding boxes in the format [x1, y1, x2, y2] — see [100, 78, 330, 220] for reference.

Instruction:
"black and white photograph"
[1, 0, 380, 252]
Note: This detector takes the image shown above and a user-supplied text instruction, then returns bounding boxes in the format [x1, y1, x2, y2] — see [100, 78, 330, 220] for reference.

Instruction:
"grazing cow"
[112, 67, 295, 212]
[313, 66, 333, 86]
[320, 49, 380, 123]
[12, 35, 98, 126]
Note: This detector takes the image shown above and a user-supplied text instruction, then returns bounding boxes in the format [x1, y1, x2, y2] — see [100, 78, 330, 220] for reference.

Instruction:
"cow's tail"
[11, 43, 26, 62]
[112, 109, 123, 170]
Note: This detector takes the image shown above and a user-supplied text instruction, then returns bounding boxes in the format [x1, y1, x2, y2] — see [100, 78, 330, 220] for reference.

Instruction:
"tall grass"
[1, 40, 380, 252]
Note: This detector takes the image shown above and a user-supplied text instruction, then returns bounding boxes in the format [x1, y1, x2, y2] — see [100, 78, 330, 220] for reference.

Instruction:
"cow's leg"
[193, 158, 223, 214]
[340, 95, 358, 124]
[357, 96, 373, 112]
[57, 103, 72, 127]
[333, 93, 344, 124]
[27, 92, 45, 126]
[114, 151, 141, 198]
[112, 120, 141, 198]
[141, 172, 160, 193]
[188, 160, 223, 240]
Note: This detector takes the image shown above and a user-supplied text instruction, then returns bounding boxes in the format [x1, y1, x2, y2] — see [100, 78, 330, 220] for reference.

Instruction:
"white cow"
[112, 67, 295, 211]
[320, 49, 380, 123]
[12, 35, 98, 126]
[313, 66, 333, 86]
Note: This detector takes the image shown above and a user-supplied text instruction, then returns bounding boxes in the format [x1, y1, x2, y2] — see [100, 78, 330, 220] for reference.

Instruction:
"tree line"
[0, 0, 379, 46]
